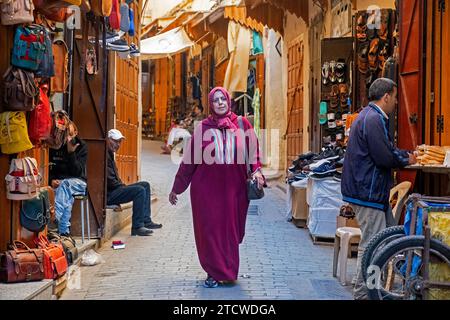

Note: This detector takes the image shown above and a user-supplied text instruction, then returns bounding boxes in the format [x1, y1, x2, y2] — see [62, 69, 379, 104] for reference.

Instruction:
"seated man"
[49, 121, 88, 236]
[161, 118, 191, 155]
[185, 103, 205, 135]
[107, 129, 162, 236]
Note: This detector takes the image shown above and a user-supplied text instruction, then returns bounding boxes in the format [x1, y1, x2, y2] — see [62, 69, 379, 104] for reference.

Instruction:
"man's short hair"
[369, 78, 397, 101]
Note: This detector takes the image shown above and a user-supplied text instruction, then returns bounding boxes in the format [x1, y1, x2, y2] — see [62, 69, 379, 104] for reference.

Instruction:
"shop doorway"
[286, 37, 305, 166]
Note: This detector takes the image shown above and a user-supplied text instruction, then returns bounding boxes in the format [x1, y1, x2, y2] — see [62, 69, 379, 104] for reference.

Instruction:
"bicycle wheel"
[367, 235, 450, 300]
[362, 226, 406, 281]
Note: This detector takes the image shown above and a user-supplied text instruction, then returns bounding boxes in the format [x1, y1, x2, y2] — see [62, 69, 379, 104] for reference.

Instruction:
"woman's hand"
[169, 191, 179, 205]
[252, 170, 265, 190]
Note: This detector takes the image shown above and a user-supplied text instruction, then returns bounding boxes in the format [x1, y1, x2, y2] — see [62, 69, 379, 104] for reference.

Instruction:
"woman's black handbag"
[20, 190, 50, 232]
[238, 116, 265, 200]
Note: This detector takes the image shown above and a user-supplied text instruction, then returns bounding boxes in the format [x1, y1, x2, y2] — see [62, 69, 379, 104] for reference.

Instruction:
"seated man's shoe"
[145, 221, 162, 229]
[131, 227, 153, 236]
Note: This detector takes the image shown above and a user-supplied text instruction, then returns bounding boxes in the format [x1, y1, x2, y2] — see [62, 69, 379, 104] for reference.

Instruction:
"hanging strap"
[237, 116, 250, 176]
[100, 16, 107, 113]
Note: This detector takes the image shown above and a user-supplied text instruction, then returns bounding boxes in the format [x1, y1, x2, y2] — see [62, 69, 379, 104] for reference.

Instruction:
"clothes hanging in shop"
[251, 31, 264, 56]
[190, 75, 201, 100]
[223, 21, 251, 93]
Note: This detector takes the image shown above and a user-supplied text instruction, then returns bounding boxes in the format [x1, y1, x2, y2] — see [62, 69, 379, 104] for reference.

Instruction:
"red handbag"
[28, 84, 52, 145]
[108, 0, 120, 30]
[35, 234, 68, 279]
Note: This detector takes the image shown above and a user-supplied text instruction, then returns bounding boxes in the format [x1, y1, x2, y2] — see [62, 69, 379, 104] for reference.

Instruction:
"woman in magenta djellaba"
[169, 87, 265, 288]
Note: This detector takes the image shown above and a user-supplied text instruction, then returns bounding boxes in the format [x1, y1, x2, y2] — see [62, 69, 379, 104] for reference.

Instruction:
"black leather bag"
[237, 116, 265, 201]
[20, 190, 50, 232]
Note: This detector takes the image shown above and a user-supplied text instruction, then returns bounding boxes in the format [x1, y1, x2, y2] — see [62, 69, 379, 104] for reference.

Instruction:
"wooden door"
[398, 0, 425, 185]
[115, 0, 141, 185]
[286, 39, 304, 167]
[201, 46, 214, 110]
[71, 17, 109, 238]
[429, 0, 450, 146]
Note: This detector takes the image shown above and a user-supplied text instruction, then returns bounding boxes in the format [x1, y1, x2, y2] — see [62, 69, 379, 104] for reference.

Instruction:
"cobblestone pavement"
[61, 140, 356, 300]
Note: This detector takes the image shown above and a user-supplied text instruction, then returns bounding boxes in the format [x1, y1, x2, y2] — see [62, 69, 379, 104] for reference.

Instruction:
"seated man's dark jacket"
[341, 103, 410, 211]
[49, 136, 88, 183]
[107, 150, 125, 192]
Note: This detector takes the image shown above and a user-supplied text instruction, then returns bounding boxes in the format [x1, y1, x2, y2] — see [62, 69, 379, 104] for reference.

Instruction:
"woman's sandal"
[204, 276, 219, 288]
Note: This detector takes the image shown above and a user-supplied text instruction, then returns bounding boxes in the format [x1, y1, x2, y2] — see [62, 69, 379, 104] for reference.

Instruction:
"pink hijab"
[205, 87, 236, 129]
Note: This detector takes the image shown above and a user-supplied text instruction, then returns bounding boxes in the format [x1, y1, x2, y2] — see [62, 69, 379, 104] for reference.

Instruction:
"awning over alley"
[141, 27, 194, 59]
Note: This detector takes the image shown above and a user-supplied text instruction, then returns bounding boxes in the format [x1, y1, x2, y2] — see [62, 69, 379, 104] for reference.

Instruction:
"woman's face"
[212, 91, 229, 116]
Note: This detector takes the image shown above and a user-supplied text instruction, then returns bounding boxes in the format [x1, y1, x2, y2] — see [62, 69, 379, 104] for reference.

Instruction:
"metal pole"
[422, 226, 431, 300]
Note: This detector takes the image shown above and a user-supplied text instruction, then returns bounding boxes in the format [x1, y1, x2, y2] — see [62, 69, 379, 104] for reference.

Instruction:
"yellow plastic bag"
[0, 112, 33, 154]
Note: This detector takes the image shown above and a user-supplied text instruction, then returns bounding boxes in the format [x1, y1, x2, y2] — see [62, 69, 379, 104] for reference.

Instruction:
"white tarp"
[141, 27, 194, 59]
[189, 0, 216, 12]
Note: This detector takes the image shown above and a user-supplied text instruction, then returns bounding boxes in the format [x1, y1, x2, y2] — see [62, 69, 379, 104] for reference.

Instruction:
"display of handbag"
[237, 116, 265, 201]
[28, 84, 52, 144]
[35, 234, 68, 279]
[0, 241, 44, 283]
[44, 110, 70, 149]
[108, 0, 120, 30]
[20, 189, 50, 232]
[47, 231, 78, 265]
[11, 25, 46, 71]
[5, 157, 42, 200]
[0, 111, 34, 154]
[91, 0, 112, 17]
[0, 0, 35, 25]
[50, 39, 69, 93]
[3, 66, 39, 112]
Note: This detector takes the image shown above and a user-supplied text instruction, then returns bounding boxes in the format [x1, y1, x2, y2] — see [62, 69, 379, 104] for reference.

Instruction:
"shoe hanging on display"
[335, 61, 346, 83]
[322, 61, 330, 85]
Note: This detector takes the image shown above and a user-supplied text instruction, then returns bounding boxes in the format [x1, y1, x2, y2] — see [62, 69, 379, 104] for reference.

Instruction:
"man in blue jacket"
[341, 78, 416, 299]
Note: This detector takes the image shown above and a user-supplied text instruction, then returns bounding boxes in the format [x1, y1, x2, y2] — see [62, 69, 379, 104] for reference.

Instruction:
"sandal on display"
[322, 61, 330, 85]
[329, 84, 340, 110]
[329, 60, 337, 84]
[356, 13, 368, 42]
[358, 41, 370, 74]
[368, 38, 380, 72]
[378, 10, 390, 41]
[339, 84, 349, 107]
[335, 61, 346, 83]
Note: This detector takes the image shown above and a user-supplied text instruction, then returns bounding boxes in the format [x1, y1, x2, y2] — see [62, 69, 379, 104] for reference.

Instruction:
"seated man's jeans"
[55, 178, 87, 234]
[107, 181, 152, 229]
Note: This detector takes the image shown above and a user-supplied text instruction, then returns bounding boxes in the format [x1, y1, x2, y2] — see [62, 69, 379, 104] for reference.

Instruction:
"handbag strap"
[237, 116, 250, 176]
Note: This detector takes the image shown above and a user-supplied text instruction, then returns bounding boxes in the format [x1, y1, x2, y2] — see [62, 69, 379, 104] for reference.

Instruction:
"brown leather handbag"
[0, 241, 44, 283]
[35, 234, 68, 279]
[3, 66, 39, 112]
[50, 39, 69, 93]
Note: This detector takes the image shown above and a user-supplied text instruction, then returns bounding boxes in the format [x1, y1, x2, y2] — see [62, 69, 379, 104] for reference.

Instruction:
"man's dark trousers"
[107, 181, 152, 229]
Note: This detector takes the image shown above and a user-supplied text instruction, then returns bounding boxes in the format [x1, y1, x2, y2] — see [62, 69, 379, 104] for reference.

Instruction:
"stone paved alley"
[61, 140, 355, 300]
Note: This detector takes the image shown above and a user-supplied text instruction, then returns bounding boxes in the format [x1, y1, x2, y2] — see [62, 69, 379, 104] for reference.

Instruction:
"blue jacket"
[341, 104, 410, 211]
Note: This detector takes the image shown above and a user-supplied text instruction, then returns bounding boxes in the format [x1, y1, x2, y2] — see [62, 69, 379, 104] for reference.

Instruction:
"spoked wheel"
[362, 226, 406, 282]
[366, 236, 450, 300]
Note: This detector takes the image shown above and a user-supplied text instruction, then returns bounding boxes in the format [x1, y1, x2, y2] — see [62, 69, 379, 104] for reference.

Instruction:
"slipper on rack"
[329, 60, 337, 84]
[335, 61, 346, 84]
[368, 38, 380, 72]
[358, 41, 370, 74]
[322, 61, 330, 85]
[319, 101, 328, 125]
[329, 84, 340, 110]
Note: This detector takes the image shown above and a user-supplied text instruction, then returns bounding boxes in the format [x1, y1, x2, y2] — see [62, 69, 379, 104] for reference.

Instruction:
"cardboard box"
[290, 187, 308, 221]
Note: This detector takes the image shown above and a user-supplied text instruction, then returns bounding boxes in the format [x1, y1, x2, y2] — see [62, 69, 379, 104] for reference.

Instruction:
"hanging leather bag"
[11, 25, 46, 71]
[5, 157, 42, 200]
[3, 66, 39, 112]
[35, 26, 55, 78]
[90, 0, 112, 17]
[44, 110, 70, 149]
[35, 234, 68, 279]
[0, 111, 34, 154]
[50, 39, 69, 93]
[28, 84, 52, 144]
[0, 0, 35, 25]
[20, 189, 50, 232]
[0, 241, 44, 283]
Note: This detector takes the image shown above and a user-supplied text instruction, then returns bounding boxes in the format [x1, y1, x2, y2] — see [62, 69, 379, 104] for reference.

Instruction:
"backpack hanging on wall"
[35, 26, 55, 78]
[11, 25, 46, 71]
[0, 0, 35, 25]
[28, 84, 52, 144]
[50, 39, 69, 93]
[0, 111, 34, 154]
[3, 66, 39, 112]
[44, 110, 70, 150]
[5, 157, 42, 200]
